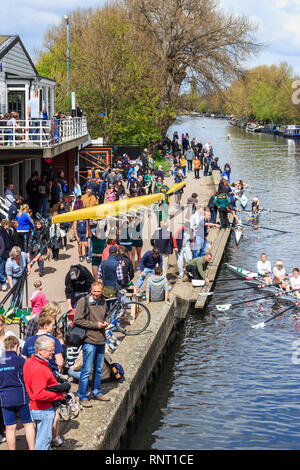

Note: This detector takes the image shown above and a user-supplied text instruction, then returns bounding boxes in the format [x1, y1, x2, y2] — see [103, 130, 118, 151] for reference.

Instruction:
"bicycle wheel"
[114, 301, 151, 336]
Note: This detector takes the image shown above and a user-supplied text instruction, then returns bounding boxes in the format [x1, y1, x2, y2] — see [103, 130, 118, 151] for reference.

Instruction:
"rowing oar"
[209, 276, 256, 283]
[264, 209, 300, 216]
[198, 284, 267, 297]
[216, 291, 284, 311]
[251, 302, 300, 329]
[241, 223, 290, 234]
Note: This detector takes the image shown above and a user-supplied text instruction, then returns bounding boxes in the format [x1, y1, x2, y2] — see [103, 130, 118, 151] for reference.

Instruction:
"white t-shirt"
[190, 212, 203, 231]
[273, 266, 286, 279]
[290, 276, 300, 290]
[28, 97, 40, 119]
[257, 260, 271, 276]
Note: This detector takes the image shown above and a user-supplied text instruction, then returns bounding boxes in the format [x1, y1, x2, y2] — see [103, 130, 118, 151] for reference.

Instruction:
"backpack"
[104, 358, 124, 381]
[65, 297, 89, 347]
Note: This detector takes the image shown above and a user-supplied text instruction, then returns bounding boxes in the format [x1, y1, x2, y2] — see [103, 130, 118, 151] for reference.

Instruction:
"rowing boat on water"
[225, 263, 300, 308]
[234, 222, 243, 245]
[239, 193, 248, 210]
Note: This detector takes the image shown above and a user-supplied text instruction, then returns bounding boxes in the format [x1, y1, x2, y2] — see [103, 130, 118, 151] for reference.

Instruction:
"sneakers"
[66, 392, 80, 418]
[1, 284, 7, 292]
[0, 434, 6, 444]
[79, 256, 84, 262]
[51, 435, 63, 448]
[57, 403, 70, 421]
[58, 392, 81, 420]
[86, 258, 92, 263]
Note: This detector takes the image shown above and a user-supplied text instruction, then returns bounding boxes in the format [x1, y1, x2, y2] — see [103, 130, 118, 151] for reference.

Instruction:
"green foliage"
[251, 82, 275, 122]
[35, 6, 174, 146]
[153, 151, 172, 173]
[209, 63, 300, 123]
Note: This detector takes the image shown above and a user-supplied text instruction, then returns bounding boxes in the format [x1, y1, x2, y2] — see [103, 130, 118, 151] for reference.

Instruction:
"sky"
[1, 0, 300, 74]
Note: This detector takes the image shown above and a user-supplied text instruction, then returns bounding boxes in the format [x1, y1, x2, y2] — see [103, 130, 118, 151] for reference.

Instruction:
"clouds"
[221, 0, 300, 74]
[1, 0, 300, 74]
[0, 0, 106, 58]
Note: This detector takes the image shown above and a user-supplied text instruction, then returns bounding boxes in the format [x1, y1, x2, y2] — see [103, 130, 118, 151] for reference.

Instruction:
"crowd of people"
[0, 130, 238, 450]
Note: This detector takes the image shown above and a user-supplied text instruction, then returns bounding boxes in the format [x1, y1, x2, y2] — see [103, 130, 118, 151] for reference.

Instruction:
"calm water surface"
[123, 116, 300, 450]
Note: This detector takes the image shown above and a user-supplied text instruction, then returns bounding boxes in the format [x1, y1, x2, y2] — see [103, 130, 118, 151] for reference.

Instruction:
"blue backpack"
[104, 359, 124, 381]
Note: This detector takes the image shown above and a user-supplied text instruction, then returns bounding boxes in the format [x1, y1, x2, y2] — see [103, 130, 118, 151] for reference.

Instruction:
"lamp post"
[64, 15, 70, 112]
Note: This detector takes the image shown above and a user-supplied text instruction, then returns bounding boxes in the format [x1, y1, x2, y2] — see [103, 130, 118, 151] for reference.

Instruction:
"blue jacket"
[0, 351, 29, 407]
[140, 251, 162, 271]
[16, 212, 34, 232]
[102, 255, 120, 287]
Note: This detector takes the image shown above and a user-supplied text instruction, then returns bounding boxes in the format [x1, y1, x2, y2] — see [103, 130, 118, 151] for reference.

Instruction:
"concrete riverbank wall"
[1, 170, 235, 451]
[59, 171, 234, 450]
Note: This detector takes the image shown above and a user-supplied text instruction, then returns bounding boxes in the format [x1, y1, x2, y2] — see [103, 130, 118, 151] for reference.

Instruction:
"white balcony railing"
[0, 117, 88, 148]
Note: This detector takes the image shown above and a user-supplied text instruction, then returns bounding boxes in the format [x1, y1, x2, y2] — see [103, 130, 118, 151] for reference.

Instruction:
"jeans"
[0, 256, 6, 285]
[30, 120, 40, 141]
[77, 343, 105, 401]
[200, 239, 211, 257]
[187, 160, 193, 171]
[136, 267, 155, 292]
[31, 407, 56, 450]
[37, 198, 48, 218]
[193, 236, 204, 259]
[87, 238, 93, 261]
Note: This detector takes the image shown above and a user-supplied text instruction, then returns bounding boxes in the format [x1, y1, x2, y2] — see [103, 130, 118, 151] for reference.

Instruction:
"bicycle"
[105, 289, 151, 336]
[58, 288, 151, 338]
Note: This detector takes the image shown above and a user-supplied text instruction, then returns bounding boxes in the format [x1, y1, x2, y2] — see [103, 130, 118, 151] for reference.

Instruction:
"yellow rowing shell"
[51, 193, 164, 224]
[167, 181, 186, 195]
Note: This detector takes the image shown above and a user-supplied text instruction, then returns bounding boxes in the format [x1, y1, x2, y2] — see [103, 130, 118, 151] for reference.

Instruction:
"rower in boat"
[251, 198, 260, 216]
[257, 253, 272, 285]
[273, 259, 289, 290]
[288, 268, 300, 298]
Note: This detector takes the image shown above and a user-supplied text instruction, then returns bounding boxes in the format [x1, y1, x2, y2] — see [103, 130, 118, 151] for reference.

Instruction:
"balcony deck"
[0, 117, 90, 161]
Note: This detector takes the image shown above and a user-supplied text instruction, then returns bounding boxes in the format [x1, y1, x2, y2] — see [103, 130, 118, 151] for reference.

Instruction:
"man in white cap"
[252, 197, 260, 215]
[273, 259, 288, 290]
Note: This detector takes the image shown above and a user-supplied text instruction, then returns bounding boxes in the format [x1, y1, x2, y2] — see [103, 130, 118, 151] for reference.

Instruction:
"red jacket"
[23, 354, 63, 410]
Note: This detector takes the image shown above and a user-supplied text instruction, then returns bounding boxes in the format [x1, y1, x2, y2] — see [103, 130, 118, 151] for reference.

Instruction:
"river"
[122, 116, 300, 450]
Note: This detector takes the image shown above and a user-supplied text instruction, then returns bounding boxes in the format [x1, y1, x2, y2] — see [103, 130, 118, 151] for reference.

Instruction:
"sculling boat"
[239, 193, 248, 210]
[225, 263, 300, 308]
[234, 223, 243, 245]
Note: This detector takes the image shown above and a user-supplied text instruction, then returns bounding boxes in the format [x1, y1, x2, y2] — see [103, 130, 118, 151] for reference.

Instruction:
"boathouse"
[0, 35, 90, 195]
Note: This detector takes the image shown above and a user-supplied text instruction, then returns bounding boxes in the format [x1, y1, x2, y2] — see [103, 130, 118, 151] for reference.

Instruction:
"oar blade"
[251, 322, 265, 329]
[216, 304, 231, 311]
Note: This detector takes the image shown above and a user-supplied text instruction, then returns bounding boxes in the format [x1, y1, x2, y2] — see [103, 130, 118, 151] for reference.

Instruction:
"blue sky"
[1, 0, 300, 75]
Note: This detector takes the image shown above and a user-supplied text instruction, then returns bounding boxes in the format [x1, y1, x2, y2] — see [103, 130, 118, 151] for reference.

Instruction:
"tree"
[188, 77, 199, 111]
[125, 0, 261, 109]
[251, 82, 275, 122]
[36, 6, 174, 145]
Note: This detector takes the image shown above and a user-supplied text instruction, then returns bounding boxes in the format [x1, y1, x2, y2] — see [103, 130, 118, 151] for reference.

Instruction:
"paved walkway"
[0, 168, 216, 450]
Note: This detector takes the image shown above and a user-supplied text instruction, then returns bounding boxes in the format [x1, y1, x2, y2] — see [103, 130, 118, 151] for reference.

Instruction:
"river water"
[123, 116, 300, 450]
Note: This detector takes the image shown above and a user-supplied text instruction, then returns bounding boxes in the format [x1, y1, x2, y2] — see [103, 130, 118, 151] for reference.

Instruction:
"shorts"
[120, 243, 132, 252]
[1, 404, 33, 426]
[78, 234, 88, 243]
[132, 239, 143, 248]
[92, 256, 102, 267]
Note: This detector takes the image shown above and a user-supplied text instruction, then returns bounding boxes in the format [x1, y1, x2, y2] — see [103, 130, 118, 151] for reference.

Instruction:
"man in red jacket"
[23, 335, 65, 450]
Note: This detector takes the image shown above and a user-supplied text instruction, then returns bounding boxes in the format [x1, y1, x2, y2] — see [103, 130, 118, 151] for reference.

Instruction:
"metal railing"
[0, 117, 88, 148]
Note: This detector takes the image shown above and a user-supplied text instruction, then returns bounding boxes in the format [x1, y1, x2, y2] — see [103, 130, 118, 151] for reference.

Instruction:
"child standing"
[30, 281, 47, 317]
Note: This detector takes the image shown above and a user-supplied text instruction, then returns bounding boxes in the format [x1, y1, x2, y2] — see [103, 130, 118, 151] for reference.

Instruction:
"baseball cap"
[109, 246, 118, 254]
